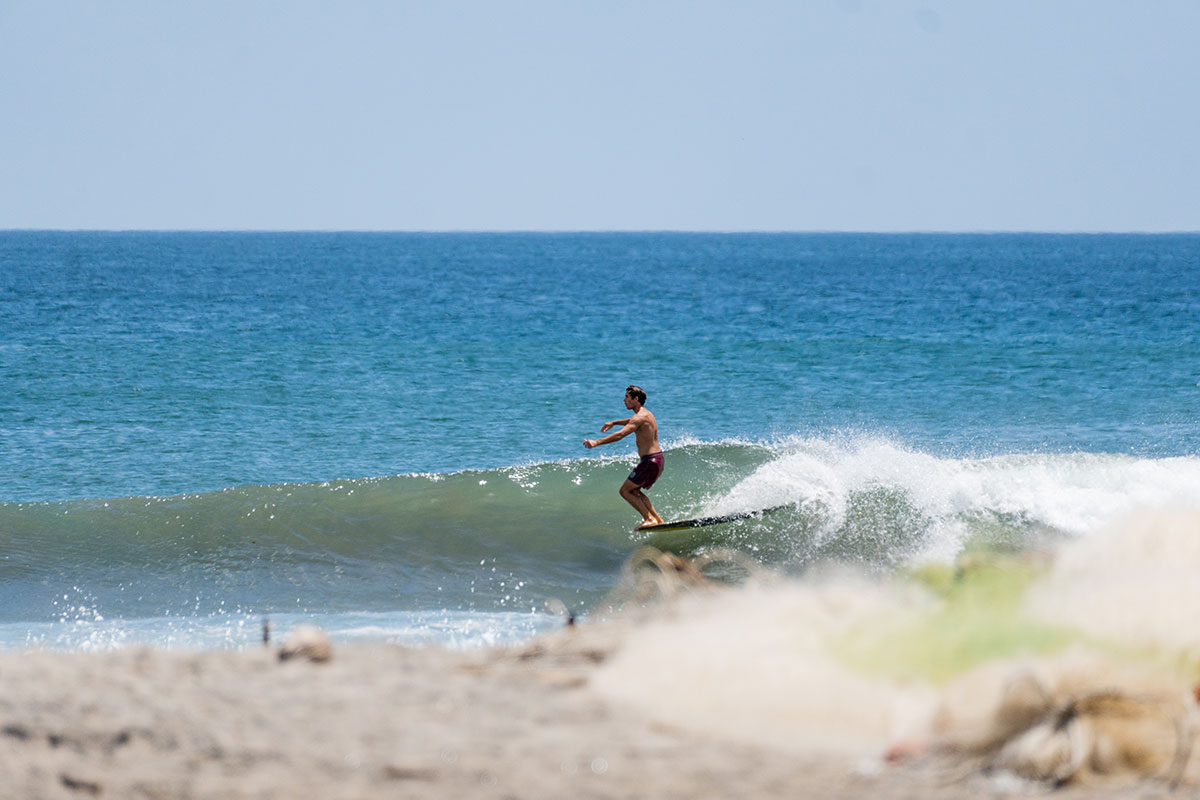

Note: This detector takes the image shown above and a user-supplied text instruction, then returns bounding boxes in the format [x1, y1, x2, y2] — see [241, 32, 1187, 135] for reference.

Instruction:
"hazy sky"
[1, 1, 1196, 231]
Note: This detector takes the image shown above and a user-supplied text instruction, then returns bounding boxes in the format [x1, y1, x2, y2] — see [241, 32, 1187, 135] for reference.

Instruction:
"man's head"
[625, 385, 646, 407]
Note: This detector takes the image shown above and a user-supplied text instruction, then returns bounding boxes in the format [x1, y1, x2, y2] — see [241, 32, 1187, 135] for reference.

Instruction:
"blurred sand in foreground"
[1, 610, 1196, 799]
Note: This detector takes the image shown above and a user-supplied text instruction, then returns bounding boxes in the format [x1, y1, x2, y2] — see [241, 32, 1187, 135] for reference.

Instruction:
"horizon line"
[3, 228, 1198, 236]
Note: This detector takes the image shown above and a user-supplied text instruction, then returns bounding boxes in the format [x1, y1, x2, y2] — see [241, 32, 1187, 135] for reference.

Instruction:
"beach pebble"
[278, 625, 333, 663]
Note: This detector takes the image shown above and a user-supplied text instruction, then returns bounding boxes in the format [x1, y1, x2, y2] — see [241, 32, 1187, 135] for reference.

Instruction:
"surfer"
[584, 385, 666, 529]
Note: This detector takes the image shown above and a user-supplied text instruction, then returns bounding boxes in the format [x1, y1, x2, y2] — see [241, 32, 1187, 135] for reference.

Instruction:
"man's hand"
[584, 439, 597, 449]
[600, 421, 615, 432]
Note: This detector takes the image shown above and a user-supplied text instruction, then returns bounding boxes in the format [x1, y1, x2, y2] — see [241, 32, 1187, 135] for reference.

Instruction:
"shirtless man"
[584, 385, 666, 528]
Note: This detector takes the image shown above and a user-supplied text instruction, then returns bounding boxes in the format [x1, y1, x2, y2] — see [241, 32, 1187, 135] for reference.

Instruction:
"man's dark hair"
[626, 385, 646, 404]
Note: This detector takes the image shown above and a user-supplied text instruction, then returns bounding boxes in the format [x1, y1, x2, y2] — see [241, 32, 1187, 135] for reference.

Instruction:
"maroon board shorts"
[628, 451, 665, 489]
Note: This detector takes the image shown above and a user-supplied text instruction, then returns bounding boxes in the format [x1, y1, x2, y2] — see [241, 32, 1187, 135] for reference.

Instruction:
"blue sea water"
[2, 232, 1199, 651]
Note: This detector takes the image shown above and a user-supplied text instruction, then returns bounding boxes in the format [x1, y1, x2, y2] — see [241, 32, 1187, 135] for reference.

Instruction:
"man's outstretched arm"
[584, 423, 636, 449]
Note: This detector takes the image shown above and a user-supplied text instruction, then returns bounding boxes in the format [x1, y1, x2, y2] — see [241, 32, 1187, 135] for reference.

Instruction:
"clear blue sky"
[1, 1, 1196, 231]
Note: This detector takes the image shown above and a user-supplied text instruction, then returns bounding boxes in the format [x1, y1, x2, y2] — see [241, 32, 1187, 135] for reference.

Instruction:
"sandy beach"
[2, 586, 1196, 800]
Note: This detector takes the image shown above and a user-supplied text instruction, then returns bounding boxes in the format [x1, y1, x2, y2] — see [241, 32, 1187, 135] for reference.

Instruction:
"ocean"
[2, 231, 1198, 652]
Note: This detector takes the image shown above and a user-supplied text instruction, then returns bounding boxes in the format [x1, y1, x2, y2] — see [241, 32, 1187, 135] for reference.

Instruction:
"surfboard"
[636, 504, 790, 533]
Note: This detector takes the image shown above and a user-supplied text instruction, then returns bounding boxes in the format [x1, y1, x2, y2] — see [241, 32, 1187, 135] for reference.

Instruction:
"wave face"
[4, 437, 1198, 646]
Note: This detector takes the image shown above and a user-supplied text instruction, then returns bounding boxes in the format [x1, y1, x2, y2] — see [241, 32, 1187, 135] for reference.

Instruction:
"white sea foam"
[703, 436, 1200, 562]
[4, 610, 557, 653]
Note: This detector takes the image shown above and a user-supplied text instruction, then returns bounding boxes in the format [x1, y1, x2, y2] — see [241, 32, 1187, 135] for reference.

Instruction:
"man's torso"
[632, 408, 660, 456]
